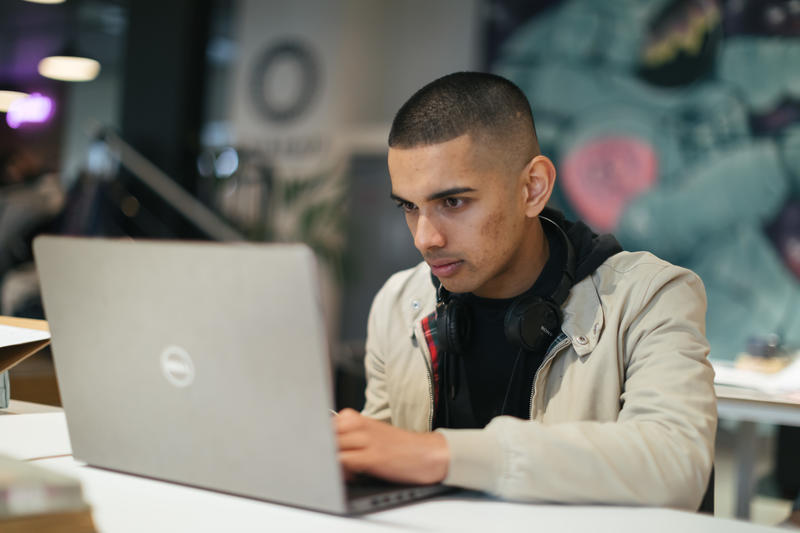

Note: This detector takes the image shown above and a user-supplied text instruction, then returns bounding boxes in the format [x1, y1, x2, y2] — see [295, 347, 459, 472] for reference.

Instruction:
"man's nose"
[413, 215, 445, 251]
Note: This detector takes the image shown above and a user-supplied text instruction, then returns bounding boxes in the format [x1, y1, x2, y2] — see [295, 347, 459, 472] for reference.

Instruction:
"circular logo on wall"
[249, 40, 321, 123]
[160, 345, 195, 388]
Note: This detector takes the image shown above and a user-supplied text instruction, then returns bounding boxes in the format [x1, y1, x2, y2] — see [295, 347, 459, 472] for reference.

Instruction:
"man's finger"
[337, 430, 369, 451]
[339, 450, 373, 474]
[335, 409, 366, 433]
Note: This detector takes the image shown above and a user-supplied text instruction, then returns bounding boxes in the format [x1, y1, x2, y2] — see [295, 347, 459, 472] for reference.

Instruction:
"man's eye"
[395, 201, 417, 213]
[443, 197, 464, 209]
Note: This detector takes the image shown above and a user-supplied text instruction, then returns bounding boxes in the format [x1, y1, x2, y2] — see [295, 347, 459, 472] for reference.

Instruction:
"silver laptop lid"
[33, 236, 347, 514]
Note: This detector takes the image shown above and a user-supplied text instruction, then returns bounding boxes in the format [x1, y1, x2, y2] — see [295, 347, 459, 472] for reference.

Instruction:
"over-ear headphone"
[435, 216, 576, 357]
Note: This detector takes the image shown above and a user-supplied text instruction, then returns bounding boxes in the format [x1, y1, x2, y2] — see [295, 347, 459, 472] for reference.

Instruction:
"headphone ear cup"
[504, 296, 562, 353]
[436, 297, 472, 356]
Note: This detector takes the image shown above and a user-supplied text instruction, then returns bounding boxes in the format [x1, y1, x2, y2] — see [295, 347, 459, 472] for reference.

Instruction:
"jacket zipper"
[424, 353, 434, 431]
[414, 323, 436, 431]
[529, 335, 571, 419]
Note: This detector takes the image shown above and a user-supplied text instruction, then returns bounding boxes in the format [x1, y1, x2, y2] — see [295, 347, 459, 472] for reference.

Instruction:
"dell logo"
[160, 345, 195, 388]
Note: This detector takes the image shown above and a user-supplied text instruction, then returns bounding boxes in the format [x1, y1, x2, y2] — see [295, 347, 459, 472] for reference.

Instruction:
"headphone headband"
[538, 215, 576, 308]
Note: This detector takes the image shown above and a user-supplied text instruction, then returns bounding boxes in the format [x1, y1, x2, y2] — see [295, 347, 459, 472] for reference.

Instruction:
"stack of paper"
[0, 317, 52, 408]
[713, 353, 800, 395]
[0, 318, 51, 375]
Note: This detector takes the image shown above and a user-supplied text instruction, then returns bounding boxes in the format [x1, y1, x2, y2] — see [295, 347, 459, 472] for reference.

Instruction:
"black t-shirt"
[435, 222, 565, 429]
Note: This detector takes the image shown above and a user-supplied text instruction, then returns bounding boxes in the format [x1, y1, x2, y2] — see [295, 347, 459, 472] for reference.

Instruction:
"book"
[0, 454, 96, 533]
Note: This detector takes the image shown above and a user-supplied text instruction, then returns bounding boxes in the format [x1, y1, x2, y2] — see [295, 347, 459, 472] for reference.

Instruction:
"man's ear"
[522, 155, 556, 218]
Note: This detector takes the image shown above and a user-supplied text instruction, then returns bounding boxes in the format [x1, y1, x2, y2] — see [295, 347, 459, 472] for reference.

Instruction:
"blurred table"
[0, 401, 788, 532]
[716, 385, 800, 519]
[0, 398, 62, 415]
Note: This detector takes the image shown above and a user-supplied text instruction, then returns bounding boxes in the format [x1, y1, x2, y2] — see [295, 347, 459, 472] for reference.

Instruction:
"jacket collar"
[404, 262, 604, 357]
[561, 273, 604, 357]
[405, 266, 437, 339]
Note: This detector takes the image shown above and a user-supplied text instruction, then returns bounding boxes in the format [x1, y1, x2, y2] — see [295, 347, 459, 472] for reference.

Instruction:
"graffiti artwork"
[489, 0, 800, 359]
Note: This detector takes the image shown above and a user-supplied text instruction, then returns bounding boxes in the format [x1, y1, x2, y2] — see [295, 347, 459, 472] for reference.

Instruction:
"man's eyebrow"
[390, 187, 477, 204]
[390, 192, 410, 203]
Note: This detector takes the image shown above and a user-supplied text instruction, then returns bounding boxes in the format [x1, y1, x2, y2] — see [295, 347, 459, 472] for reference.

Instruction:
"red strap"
[421, 314, 440, 410]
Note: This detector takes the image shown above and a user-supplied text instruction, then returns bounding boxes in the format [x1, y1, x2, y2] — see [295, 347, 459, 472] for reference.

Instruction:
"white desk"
[716, 385, 800, 520]
[0, 404, 786, 533]
[0, 400, 71, 460]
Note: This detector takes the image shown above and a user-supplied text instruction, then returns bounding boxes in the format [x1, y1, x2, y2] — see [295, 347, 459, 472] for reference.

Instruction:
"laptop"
[33, 236, 449, 514]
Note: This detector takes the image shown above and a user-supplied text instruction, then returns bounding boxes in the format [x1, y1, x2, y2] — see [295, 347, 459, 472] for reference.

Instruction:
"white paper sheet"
[0, 323, 51, 348]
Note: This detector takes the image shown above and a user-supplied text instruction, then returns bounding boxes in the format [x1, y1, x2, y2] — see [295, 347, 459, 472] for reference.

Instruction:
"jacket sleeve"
[437, 267, 717, 510]
[360, 284, 392, 423]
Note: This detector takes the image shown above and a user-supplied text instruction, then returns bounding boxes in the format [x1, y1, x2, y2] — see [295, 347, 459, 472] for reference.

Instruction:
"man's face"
[388, 134, 531, 298]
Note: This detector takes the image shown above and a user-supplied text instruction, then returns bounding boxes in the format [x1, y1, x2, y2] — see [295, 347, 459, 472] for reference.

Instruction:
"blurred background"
[0, 0, 799, 524]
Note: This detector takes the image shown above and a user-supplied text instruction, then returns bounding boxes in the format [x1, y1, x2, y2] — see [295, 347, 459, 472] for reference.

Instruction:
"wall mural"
[489, 0, 800, 359]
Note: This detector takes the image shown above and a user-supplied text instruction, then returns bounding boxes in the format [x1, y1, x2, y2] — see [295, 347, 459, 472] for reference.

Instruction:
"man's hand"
[336, 408, 449, 484]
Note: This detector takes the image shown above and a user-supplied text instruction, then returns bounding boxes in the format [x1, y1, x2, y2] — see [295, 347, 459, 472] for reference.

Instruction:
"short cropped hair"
[388, 72, 540, 162]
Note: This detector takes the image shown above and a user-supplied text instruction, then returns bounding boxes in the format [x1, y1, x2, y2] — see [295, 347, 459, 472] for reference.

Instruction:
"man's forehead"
[388, 159, 479, 202]
[388, 138, 504, 200]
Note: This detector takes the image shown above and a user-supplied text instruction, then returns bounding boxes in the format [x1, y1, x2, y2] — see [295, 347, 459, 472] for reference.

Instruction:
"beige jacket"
[361, 251, 716, 510]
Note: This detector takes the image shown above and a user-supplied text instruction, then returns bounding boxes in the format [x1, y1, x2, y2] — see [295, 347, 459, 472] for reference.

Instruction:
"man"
[336, 72, 716, 510]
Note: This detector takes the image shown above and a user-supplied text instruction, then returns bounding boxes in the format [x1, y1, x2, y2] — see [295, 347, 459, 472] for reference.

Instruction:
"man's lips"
[427, 259, 463, 277]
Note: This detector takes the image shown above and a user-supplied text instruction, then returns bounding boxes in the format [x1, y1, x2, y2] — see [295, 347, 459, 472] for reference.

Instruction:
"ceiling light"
[23, 0, 67, 4]
[38, 55, 100, 82]
[0, 91, 29, 113]
[6, 93, 55, 129]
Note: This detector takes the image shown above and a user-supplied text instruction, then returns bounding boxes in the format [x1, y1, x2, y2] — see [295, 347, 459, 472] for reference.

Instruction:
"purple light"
[6, 93, 54, 129]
